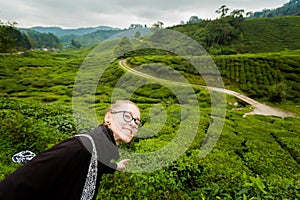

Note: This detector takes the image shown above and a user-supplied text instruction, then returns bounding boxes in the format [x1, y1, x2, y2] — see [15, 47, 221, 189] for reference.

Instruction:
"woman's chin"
[121, 129, 134, 142]
[122, 136, 133, 143]
[117, 132, 132, 143]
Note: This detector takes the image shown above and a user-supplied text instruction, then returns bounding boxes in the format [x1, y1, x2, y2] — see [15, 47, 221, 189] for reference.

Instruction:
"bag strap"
[75, 134, 98, 200]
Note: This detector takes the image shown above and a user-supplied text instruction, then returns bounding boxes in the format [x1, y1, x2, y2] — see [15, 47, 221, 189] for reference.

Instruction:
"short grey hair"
[103, 100, 139, 124]
[108, 100, 139, 112]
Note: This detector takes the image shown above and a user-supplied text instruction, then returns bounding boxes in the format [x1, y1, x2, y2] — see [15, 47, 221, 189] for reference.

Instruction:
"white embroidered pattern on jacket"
[12, 150, 36, 164]
[75, 134, 98, 200]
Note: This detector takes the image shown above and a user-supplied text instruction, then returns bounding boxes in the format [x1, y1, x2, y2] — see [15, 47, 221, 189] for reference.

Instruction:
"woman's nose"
[129, 120, 138, 129]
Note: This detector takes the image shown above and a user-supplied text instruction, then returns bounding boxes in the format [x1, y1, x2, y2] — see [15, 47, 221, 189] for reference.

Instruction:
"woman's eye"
[124, 113, 132, 121]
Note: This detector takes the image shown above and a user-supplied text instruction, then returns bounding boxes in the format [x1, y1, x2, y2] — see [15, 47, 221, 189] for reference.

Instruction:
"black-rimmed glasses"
[111, 111, 141, 128]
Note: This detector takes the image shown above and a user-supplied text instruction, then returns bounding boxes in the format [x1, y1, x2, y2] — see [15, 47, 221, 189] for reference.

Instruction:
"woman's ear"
[104, 112, 112, 125]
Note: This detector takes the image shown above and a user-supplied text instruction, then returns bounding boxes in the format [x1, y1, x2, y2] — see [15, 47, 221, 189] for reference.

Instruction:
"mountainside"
[251, 0, 300, 18]
[171, 16, 300, 54]
[59, 29, 124, 47]
[235, 16, 300, 53]
[19, 25, 120, 37]
[59, 28, 153, 47]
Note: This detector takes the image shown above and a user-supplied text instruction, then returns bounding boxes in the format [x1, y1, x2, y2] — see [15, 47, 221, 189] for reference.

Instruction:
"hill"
[171, 16, 300, 54]
[0, 49, 299, 198]
[59, 29, 124, 47]
[235, 16, 300, 53]
[251, 0, 300, 18]
[19, 25, 120, 37]
[59, 28, 152, 47]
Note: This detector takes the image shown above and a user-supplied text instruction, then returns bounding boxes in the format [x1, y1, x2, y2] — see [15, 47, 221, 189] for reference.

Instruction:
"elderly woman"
[0, 100, 141, 200]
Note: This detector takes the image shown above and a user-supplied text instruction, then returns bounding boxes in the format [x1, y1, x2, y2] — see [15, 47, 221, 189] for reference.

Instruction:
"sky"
[0, 0, 290, 29]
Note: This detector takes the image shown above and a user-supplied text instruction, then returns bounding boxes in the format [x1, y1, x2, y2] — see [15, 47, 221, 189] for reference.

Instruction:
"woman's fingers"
[117, 159, 130, 170]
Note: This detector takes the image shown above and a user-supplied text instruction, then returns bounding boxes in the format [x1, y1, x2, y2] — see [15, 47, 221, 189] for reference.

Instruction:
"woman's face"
[105, 103, 140, 144]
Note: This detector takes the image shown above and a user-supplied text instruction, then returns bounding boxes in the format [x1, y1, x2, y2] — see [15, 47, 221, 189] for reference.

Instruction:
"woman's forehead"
[118, 103, 139, 113]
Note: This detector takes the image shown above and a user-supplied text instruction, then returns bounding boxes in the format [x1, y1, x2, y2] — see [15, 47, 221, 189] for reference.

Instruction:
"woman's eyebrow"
[127, 111, 140, 120]
[132, 114, 140, 121]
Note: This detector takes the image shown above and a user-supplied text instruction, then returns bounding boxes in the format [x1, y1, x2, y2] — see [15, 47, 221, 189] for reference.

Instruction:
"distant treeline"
[0, 21, 30, 53]
[171, 16, 300, 55]
[24, 30, 60, 50]
[0, 21, 60, 52]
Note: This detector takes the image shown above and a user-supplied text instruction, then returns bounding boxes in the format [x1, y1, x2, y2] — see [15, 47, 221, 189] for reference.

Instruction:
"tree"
[134, 31, 141, 39]
[187, 16, 202, 24]
[206, 18, 235, 45]
[216, 5, 230, 18]
[268, 82, 290, 102]
[129, 24, 144, 29]
[152, 21, 164, 29]
[71, 39, 81, 49]
[24, 30, 59, 49]
[191, 27, 210, 47]
[229, 9, 245, 28]
[246, 11, 254, 17]
[19, 33, 31, 50]
[0, 20, 31, 52]
[113, 36, 133, 58]
[230, 9, 245, 18]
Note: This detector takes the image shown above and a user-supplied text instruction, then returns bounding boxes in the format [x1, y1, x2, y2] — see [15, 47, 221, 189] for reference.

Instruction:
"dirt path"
[119, 59, 295, 118]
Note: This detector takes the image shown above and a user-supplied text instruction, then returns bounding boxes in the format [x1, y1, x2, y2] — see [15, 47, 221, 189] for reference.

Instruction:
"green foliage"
[0, 21, 64, 52]
[71, 39, 82, 49]
[126, 51, 300, 103]
[0, 21, 30, 53]
[236, 17, 300, 53]
[0, 43, 299, 199]
[171, 15, 243, 55]
[171, 16, 300, 55]
[213, 51, 300, 102]
[96, 110, 300, 199]
[59, 29, 123, 47]
[0, 98, 73, 177]
[114, 37, 133, 58]
[0, 50, 87, 103]
[23, 29, 60, 49]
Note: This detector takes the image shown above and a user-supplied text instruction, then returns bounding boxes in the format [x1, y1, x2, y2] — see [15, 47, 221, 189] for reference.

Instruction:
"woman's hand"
[117, 159, 130, 170]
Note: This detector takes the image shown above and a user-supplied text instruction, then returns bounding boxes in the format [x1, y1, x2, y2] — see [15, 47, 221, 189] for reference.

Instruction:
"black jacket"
[0, 125, 119, 200]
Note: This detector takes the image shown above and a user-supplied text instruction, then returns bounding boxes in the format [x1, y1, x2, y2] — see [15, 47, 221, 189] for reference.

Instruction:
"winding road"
[119, 59, 295, 118]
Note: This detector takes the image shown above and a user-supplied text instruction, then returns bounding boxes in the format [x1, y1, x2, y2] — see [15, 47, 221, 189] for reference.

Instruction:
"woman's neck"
[113, 132, 121, 146]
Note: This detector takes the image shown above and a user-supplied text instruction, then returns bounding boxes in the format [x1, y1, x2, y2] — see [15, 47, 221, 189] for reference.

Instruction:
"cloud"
[0, 0, 289, 28]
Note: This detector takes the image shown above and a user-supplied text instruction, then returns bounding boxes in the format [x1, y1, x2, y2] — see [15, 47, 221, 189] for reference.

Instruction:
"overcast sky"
[0, 0, 290, 29]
